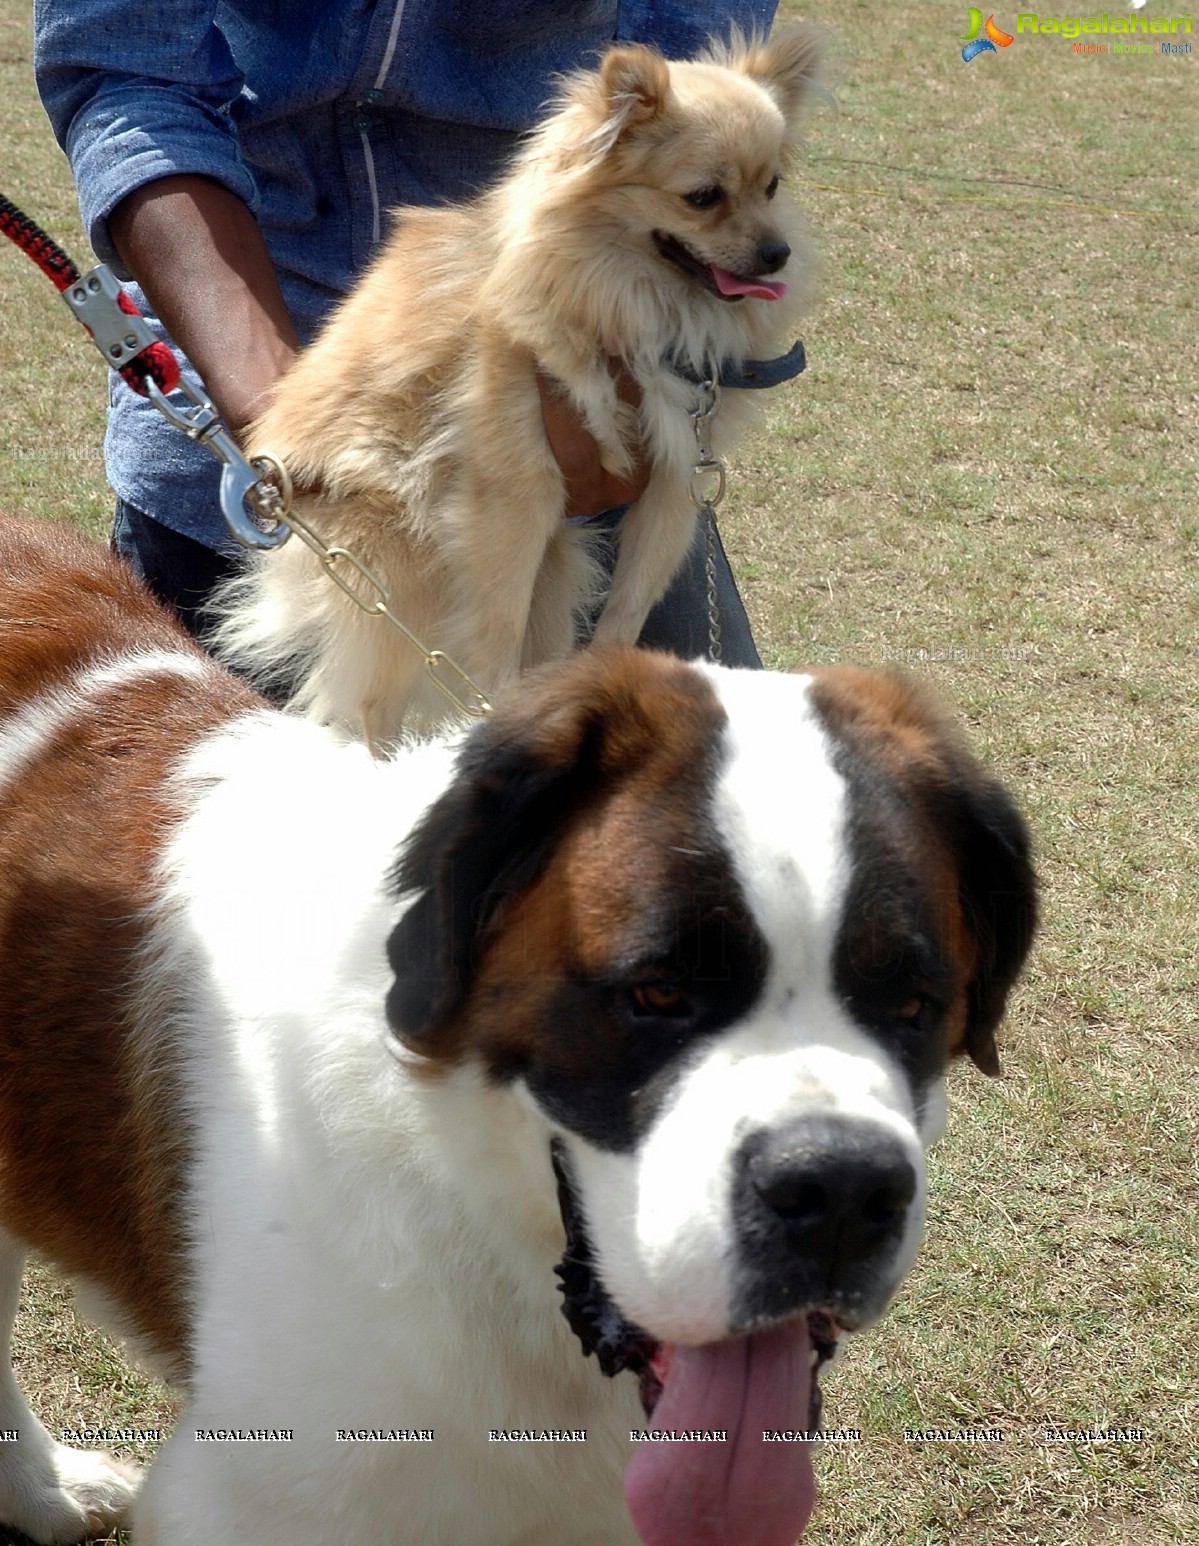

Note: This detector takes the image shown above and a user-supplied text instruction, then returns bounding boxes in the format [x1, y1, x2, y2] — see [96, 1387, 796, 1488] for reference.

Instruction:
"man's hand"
[537, 366, 651, 519]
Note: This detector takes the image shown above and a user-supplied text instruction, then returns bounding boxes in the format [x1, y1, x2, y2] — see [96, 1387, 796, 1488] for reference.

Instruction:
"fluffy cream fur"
[213, 29, 823, 744]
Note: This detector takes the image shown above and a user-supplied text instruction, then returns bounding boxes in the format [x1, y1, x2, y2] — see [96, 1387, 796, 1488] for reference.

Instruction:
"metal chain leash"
[240, 450, 493, 720]
[687, 377, 726, 665]
[138, 378, 495, 719]
[139, 371, 493, 719]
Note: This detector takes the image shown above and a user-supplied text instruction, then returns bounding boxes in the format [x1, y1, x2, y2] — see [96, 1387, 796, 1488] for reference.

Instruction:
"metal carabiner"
[689, 459, 727, 512]
[144, 376, 290, 550]
[219, 459, 292, 551]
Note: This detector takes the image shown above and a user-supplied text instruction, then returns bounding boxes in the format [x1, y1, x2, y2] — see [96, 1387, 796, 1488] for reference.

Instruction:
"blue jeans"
[112, 500, 762, 669]
[112, 501, 242, 644]
[582, 503, 761, 667]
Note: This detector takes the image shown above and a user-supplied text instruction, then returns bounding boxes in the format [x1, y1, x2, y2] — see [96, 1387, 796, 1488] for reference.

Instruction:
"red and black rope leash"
[0, 192, 179, 397]
[0, 193, 77, 290]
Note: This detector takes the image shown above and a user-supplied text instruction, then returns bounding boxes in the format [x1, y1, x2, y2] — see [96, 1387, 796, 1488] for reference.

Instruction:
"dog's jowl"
[0, 517, 1036, 1546]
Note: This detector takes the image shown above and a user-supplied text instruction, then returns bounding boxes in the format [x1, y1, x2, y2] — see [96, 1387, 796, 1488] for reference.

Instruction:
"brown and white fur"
[0, 518, 1036, 1546]
[212, 29, 823, 744]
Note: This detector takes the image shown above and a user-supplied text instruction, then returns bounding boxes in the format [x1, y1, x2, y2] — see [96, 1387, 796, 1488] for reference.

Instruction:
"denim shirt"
[34, 1, 777, 548]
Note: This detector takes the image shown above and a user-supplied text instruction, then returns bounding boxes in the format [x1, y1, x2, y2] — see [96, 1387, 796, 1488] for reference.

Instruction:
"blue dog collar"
[670, 337, 807, 390]
[563, 340, 808, 527]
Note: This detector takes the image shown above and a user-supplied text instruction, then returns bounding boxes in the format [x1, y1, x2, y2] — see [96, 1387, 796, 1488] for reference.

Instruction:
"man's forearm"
[108, 174, 300, 433]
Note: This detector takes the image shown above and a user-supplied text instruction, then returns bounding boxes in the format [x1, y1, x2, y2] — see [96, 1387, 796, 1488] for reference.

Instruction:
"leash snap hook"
[219, 461, 293, 551]
[687, 373, 727, 513]
[689, 460, 726, 512]
[143, 377, 291, 551]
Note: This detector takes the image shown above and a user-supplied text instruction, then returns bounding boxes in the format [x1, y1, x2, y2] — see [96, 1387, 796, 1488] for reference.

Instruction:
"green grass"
[2, 1, 1198, 1542]
[0, 4, 109, 541]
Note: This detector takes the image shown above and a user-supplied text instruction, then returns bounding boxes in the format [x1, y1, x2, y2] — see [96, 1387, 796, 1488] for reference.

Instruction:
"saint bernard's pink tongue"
[624, 1319, 814, 1546]
[711, 266, 788, 302]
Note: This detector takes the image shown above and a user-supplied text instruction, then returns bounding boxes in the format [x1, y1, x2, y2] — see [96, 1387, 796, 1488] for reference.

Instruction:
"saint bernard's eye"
[629, 982, 691, 1018]
[891, 993, 942, 1032]
[765, 173, 780, 199]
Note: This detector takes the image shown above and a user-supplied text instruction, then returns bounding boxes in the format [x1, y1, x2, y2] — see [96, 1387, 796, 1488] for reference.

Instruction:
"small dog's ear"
[736, 25, 825, 122]
[557, 45, 670, 170]
[598, 43, 670, 130]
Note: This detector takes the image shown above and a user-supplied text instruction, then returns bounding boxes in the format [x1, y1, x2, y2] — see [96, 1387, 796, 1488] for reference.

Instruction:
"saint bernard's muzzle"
[383, 649, 1035, 1463]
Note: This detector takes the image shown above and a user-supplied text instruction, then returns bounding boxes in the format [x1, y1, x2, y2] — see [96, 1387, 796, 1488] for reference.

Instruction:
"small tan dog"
[215, 27, 823, 743]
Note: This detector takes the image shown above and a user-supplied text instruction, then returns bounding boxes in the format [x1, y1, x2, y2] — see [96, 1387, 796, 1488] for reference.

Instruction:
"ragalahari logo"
[962, 10, 1017, 58]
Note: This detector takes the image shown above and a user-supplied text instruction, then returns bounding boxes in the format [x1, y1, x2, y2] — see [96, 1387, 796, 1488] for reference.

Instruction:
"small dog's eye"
[765, 174, 781, 200]
[683, 186, 723, 210]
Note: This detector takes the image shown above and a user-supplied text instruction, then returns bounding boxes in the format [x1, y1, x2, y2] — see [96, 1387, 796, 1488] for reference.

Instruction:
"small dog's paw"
[587, 395, 639, 484]
[598, 441, 635, 482]
[614, 395, 640, 444]
[600, 399, 641, 480]
[0, 1441, 139, 1545]
[596, 429, 636, 482]
[590, 609, 642, 648]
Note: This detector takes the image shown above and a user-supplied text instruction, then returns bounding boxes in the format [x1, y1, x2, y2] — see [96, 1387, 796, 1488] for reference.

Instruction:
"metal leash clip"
[688, 376, 726, 514]
[142, 377, 291, 552]
[57, 261, 287, 551]
[61, 265, 157, 371]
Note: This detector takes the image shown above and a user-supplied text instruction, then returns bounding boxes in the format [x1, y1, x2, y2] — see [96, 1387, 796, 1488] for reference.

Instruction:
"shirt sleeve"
[33, 0, 258, 275]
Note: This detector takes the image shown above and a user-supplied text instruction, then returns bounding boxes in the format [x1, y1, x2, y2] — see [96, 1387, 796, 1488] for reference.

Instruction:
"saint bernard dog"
[0, 515, 1036, 1546]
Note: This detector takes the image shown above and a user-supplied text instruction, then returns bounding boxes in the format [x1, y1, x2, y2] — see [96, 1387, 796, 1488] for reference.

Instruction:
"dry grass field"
[0, 1, 1196, 1542]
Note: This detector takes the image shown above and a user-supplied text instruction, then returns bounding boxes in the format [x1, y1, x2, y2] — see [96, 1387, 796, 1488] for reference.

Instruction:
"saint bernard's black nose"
[732, 1115, 916, 1324]
[747, 1115, 916, 1256]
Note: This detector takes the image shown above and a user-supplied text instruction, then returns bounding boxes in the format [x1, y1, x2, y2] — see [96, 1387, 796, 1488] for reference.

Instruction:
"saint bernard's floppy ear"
[383, 650, 722, 1059]
[809, 665, 1037, 1080]
[937, 749, 1038, 1076]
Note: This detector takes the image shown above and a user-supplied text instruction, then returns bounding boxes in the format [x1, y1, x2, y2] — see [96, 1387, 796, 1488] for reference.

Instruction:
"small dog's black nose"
[755, 237, 790, 273]
[743, 1115, 916, 1264]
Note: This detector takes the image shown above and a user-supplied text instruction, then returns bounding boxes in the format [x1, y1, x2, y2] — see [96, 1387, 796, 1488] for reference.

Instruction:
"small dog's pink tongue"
[711, 266, 788, 301]
[624, 1319, 814, 1546]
